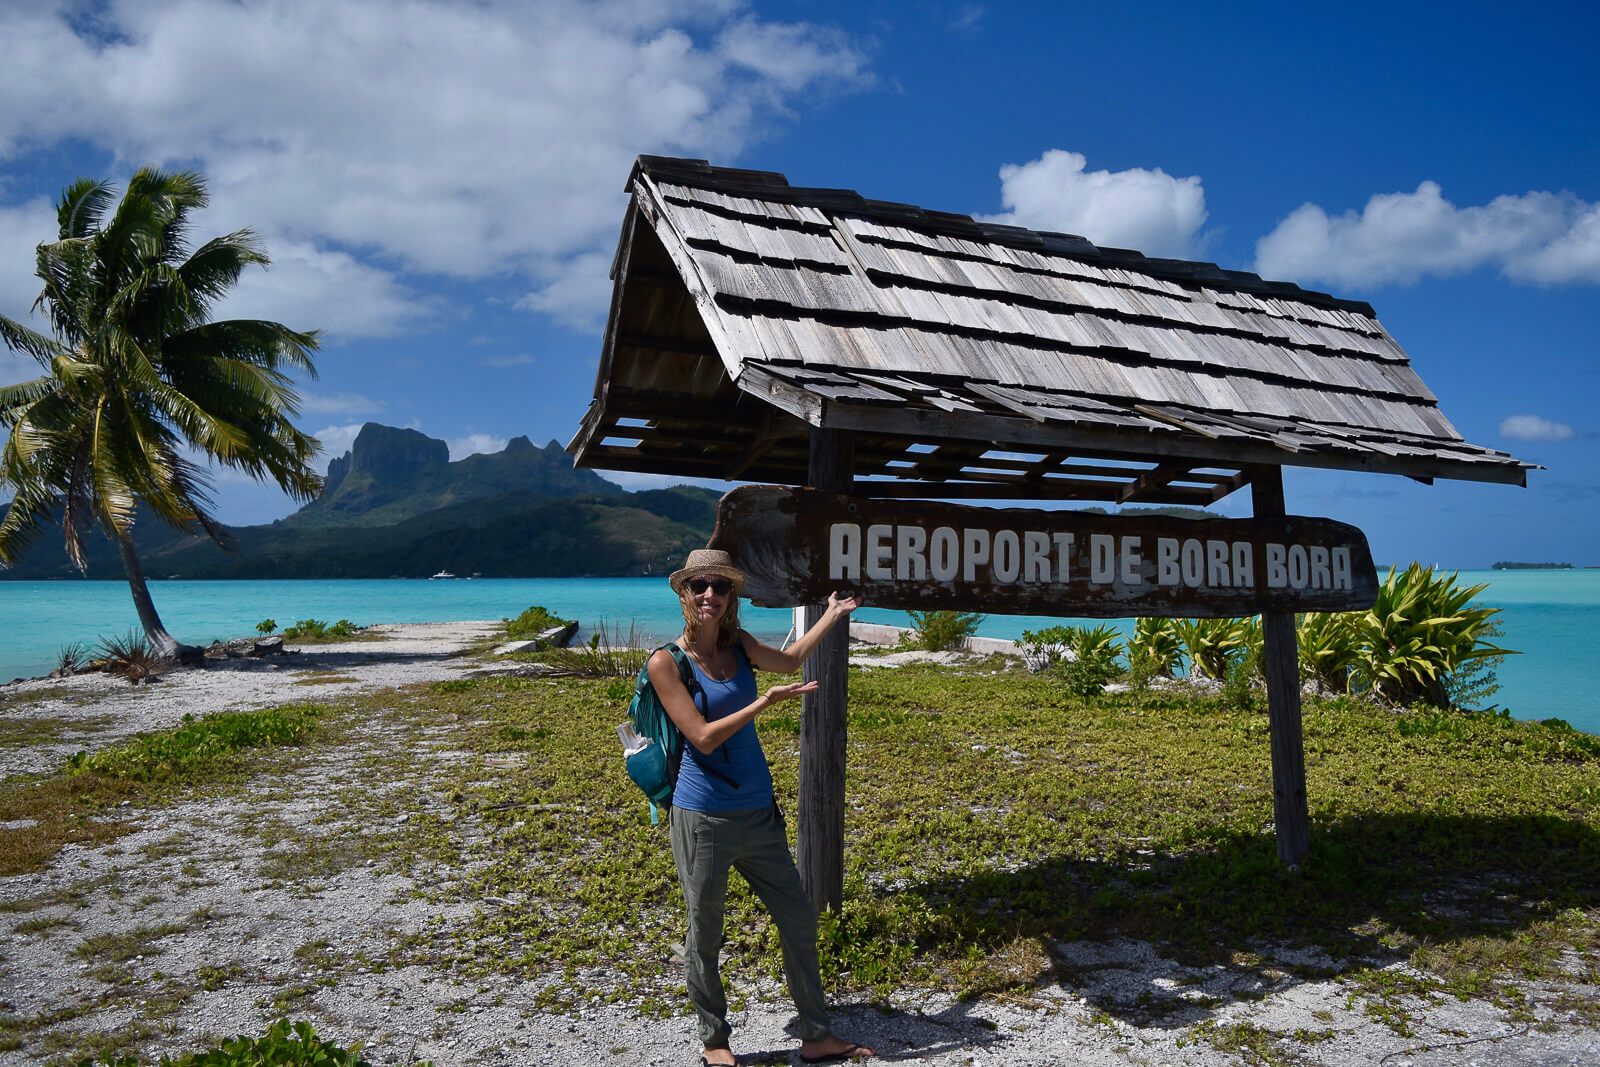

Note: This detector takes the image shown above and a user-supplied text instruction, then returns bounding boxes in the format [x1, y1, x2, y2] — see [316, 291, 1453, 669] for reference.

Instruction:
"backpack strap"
[664, 640, 741, 792]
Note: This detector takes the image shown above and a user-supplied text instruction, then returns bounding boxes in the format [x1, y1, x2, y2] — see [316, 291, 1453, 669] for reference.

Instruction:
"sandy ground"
[1, 625, 1596, 1066]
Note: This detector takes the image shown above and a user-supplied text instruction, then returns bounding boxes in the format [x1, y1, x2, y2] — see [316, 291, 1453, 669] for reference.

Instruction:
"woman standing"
[649, 549, 876, 1066]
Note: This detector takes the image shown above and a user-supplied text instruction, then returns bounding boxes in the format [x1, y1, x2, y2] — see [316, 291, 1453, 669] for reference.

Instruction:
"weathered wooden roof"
[569, 156, 1532, 505]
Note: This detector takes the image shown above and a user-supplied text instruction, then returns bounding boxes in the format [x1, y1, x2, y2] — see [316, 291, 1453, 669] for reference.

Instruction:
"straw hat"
[669, 548, 746, 596]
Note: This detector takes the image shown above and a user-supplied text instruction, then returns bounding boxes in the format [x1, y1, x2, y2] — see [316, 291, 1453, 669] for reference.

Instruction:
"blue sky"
[2, 0, 1596, 569]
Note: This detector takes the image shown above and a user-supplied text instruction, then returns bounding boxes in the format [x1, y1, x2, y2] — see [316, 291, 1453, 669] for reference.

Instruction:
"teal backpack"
[621, 642, 739, 824]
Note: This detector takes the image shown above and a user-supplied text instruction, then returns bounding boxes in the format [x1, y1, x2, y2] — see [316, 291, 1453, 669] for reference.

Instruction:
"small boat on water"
[429, 570, 458, 580]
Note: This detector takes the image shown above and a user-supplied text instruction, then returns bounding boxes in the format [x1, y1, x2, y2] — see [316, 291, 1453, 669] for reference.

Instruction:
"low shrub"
[65, 707, 321, 783]
[255, 619, 277, 635]
[1350, 564, 1512, 708]
[72, 1017, 428, 1066]
[283, 619, 361, 641]
[1018, 625, 1074, 672]
[1055, 624, 1125, 698]
[505, 604, 574, 640]
[1297, 610, 1359, 693]
[1128, 617, 1182, 682]
[904, 609, 986, 652]
[55, 642, 90, 675]
[94, 631, 166, 682]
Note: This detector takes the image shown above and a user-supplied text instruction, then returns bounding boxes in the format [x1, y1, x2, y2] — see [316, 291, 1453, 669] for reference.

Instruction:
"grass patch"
[0, 704, 333, 876]
[292, 674, 362, 686]
[11, 914, 78, 935]
[73, 922, 186, 963]
[0, 712, 75, 744]
[64, 706, 322, 783]
[392, 664, 1600, 1023]
[259, 830, 370, 883]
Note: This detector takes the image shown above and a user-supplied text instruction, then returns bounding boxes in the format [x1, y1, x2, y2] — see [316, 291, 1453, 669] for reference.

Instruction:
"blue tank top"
[672, 643, 774, 813]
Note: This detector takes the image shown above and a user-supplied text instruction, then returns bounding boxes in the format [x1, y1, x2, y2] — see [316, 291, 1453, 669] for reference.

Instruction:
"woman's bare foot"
[799, 1035, 876, 1063]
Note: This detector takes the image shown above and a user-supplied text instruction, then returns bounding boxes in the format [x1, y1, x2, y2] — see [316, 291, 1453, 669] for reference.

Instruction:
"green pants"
[669, 804, 832, 1048]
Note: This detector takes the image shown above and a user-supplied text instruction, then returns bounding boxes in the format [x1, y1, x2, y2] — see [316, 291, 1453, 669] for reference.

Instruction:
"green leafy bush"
[255, 619, 277, 635]
[1221, 637, 1264, 711]
[1443, 620, 1506, 710]
[1173, 617, 1254, 681]
[1128, 617, 1183, 682]
[1018, 624, 1074, 671]
[1054, 624, 1125, 698]
[1350, 564, 1511, 708]
[1297, 610, 1360, 693]
[66, 707, 320, 783]
[283, 619, 361, 641]
[1020, 624, 1125, 697]
[73, 1017, 428, 1066]
[505, 604, 574, 640]
[904, 609, 986, 651]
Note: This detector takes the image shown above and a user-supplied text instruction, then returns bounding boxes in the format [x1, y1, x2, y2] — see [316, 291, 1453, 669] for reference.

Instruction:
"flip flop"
[801, 1043, 870, 1065]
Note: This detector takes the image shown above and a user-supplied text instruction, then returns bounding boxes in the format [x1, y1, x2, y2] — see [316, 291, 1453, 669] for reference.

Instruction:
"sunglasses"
[686, 577, 734, 596]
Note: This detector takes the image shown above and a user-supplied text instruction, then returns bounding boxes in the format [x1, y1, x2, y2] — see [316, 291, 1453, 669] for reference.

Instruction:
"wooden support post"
[1253, 466, 1312, 868]
[799, 428, 852, 912]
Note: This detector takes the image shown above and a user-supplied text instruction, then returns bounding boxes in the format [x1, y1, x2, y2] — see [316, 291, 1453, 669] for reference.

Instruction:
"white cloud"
[214, 239, 429, 339]
[715, 16, 870, 95]
[516, 252, 617, 334]
[448, 433, 509, 460]
[299, 392, 386, 416]
[946, 5, 986, 34]
[0, 197, 56, 328]
[1254, 182, 1600, 288]
[1500, 414, 1576, 443]
[980, 149, 1209, 258]
[0, 0, 872, 337]
[481, 353, 538, 368]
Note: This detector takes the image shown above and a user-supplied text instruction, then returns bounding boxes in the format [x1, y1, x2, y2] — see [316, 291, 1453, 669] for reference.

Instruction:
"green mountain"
[289, 423, 624, 527]
[1, 424, 719, 579]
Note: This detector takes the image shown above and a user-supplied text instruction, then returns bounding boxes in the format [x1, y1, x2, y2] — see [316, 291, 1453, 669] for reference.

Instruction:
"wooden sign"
[709, 485, 1378, 618]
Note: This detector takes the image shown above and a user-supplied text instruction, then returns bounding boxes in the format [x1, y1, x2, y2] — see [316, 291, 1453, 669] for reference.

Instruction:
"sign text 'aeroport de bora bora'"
[708, 486, 1379, 618]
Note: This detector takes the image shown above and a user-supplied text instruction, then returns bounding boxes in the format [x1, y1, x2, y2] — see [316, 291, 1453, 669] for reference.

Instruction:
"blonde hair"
[681, 587, 741, 651]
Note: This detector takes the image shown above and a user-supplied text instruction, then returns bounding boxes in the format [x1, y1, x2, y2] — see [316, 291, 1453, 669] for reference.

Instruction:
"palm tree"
[0, 167, 322, 660]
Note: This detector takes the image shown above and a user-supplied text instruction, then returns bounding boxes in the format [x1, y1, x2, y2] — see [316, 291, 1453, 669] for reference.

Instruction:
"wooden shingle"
[569, 157, 1534, 501]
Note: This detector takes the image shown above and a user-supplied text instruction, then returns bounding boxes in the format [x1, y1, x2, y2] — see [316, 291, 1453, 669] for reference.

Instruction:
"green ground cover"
[4, 657, 1597, 1058]
[383, 662, 1599, 1026]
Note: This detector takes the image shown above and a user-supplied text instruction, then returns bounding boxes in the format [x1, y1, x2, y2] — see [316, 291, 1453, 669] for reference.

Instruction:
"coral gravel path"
[0, 624, 1595, 1066]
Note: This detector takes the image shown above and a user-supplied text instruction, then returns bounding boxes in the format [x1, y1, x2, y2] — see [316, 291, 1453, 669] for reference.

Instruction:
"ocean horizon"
[2, 571, 1595, 735]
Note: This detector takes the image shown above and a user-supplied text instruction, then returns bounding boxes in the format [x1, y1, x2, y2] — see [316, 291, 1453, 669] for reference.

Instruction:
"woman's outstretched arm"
[739, 591, 860, 675]
[648, 648, 816, 754]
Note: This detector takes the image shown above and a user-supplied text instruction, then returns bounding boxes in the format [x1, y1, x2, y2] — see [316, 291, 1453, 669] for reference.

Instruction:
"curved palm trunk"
[116, 535, 196, 662]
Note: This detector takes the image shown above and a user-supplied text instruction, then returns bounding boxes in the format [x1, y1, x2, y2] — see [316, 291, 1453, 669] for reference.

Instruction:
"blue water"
[1, 572, 1595, 734]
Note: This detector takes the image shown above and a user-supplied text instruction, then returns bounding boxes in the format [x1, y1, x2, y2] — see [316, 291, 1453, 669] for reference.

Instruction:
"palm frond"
[56, 178, 115, 241]
[0, 378, 58, 428]
[168, 319, 321, 377]
[178, 231, 271, 312]
[0, 314, 67, 367]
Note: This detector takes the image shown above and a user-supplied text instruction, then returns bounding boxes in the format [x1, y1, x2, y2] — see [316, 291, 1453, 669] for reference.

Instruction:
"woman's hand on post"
[765, 679, 818, 707]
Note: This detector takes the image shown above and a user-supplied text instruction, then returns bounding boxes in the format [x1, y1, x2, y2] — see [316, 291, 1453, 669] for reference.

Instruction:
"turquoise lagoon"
[1, 571, 1596, 735]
